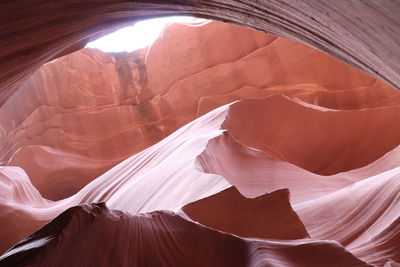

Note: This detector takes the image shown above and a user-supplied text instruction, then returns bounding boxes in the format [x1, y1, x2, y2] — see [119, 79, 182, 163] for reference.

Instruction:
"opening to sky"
[86, 16, 207, 52]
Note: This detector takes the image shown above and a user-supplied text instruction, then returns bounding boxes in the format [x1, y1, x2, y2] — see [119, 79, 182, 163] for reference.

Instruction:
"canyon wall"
[1, 21, 399, 201]
[0, 19, 400, 267]
[1, 1, 400, 107]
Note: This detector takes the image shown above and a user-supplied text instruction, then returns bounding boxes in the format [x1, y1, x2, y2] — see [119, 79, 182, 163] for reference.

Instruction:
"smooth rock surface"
[2, 21, 399, 201]
[1, 1, 400, 106]
[0, 203, 370, 267]
[1, 15, 400, 267]
[1, 96, 400, 265]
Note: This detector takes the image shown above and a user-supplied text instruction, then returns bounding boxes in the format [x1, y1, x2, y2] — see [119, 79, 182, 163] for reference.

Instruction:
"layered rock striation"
[1, 21, 399, 201]
[0, 20, 400, 267]
[1, 94, 400, 265]
[1, 1, 400, 106]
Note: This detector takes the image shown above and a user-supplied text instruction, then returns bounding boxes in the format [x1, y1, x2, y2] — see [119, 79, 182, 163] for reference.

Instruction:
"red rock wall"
[2, 94, 400, 265]
[1, 21, 399, 201]
[1, 1, 400, 107]
[1, 16, 400, 267]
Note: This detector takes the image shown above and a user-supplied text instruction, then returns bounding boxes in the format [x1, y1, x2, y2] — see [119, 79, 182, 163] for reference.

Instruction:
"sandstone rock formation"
[1, 16, 400, 267]
[182, 187, 310, 240]
[1, 1, 400, 106]
[1, 94, 400, 265]
[1, 21, 398, 201]
[0, 203, 370, 267]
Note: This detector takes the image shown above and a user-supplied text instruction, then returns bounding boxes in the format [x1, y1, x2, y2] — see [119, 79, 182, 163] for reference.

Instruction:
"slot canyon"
[1, 1, 400, 267]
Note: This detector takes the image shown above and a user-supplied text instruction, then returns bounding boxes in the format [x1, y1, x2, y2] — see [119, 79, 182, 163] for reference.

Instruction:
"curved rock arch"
[1, 1, 400, 106]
